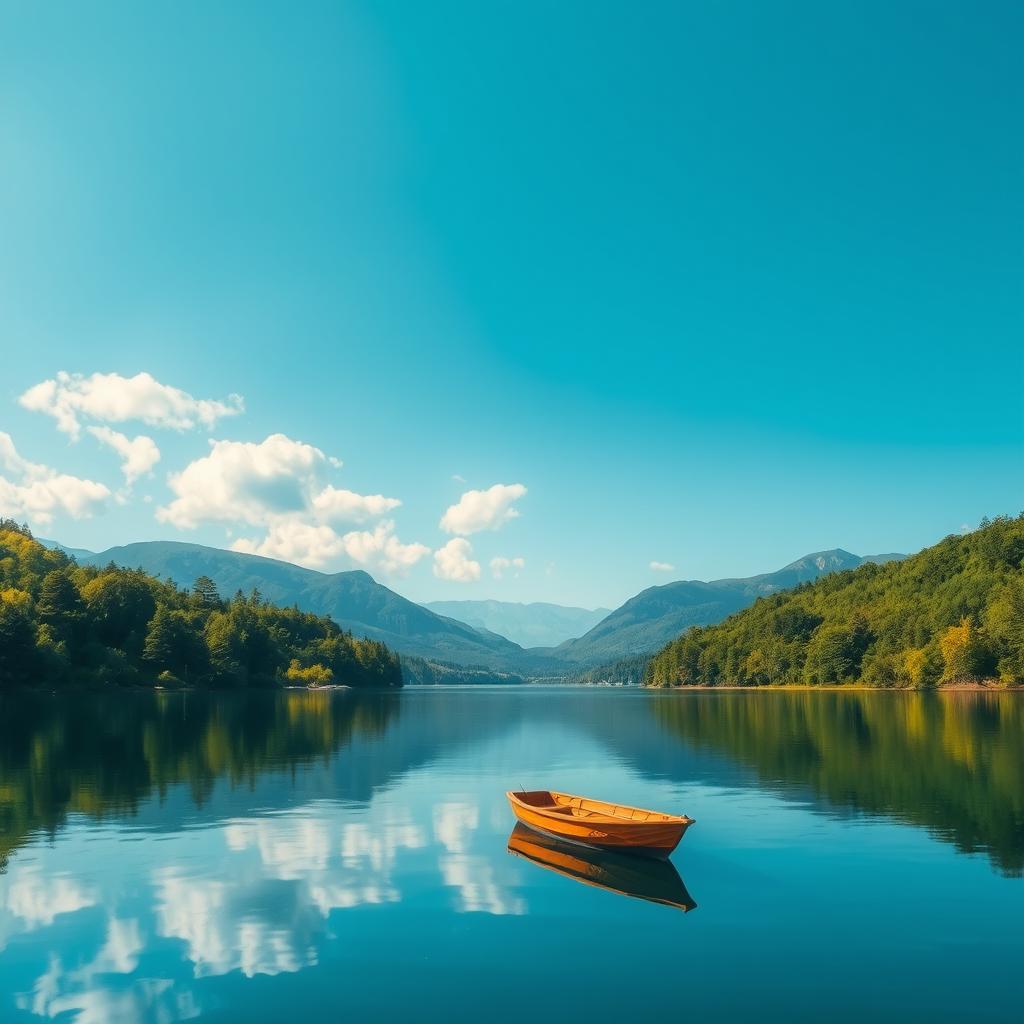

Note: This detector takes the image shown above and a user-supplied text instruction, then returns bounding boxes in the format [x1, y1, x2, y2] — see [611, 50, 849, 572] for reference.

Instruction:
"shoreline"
[644, 681, 1021, 692]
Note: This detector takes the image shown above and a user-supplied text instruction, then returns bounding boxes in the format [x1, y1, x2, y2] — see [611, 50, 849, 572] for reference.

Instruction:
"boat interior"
[512, 790, 687, 824]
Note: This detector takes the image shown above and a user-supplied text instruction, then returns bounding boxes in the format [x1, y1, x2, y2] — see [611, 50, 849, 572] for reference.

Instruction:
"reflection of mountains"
[507, 823, 696, 911]
[2, 688, 1022, 877]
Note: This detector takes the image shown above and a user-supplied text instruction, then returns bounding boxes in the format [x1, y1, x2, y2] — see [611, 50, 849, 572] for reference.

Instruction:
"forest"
[646, 515, 1024, 688]
[0, 521, 402, 689]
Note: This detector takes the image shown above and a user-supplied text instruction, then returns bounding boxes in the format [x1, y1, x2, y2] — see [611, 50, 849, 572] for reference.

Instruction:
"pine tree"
[37, 568, 86, 645]
[142, 605, 177, 671]
[192, 576, 220, 606]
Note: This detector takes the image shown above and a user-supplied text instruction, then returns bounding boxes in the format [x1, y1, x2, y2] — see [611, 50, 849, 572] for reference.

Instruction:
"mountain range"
[49, 539, 904, 676]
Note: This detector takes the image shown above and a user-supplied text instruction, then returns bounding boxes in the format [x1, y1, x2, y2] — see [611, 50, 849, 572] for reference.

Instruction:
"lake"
[1, 686, 1021, 1023]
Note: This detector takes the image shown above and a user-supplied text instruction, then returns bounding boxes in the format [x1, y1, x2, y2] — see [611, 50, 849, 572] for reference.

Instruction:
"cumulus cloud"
[19, 370, 243, 439]
[433, 538, 481, 582]
[158, 434, 330, 529]
[338, 520, 430, 574]
[650, 561, 675, 572]
[231, 521, 347, 567]
[490, 556, 524, 580]
[87, 426, 160, 484]
[440, 483, 527, 535]
[311, 485, 401, 523]
[232, 519, 428, 574]
[0, 432, 110, 525]
[160, 434, 423, 573]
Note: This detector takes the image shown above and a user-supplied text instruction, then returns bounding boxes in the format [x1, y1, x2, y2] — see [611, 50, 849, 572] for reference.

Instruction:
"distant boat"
[506, 789, 694, 860]
[507, 823, 697, 911]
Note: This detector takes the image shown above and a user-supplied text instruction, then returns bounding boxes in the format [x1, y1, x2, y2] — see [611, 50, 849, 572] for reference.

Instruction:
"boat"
[505, 789, 694, 860]
[507, 823, 697, 911]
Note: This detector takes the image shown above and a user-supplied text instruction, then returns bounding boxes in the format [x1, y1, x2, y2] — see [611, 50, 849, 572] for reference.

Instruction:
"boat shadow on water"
[507, 823, 697, 912]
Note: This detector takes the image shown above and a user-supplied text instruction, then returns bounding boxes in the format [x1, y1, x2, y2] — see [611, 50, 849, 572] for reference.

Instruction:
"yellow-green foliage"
[647, 515, 1024, 688]
[284, 659, 335, 687]
[0, 520, 401, 689]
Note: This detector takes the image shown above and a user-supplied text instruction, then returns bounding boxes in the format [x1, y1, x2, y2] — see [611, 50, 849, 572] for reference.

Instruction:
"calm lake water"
[1, 686, 1022, 1023]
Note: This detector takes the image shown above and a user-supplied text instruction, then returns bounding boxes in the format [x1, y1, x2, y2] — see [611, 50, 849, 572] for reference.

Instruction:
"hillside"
[551, 549, 904, 667]
[646, 516, 1024, 687]
[0, 521, 402, 689]
[79, 541, 540, 671]
[423, 599, 610, 648]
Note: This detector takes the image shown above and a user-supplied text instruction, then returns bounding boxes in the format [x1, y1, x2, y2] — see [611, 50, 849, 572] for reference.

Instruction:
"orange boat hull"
[506, 790, 694, 860]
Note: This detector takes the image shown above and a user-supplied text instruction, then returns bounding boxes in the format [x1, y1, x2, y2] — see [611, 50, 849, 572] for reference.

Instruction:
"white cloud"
[440, 483, 526, 535]
[0, 432, 110, 525]
[232, 519, 428, 574]
[87, 426, 160, 484]
[158, 434, 330, 529]
[451, 474, 466, 483]
[490, 556, 525, 580]
[19, 370, 243, 439]
[311, 485, 401, 524]
[158, 435, 402, 531]
[650, 560, 675, 572]
[433, 538, 481, 582]
[231, 521, 347, 567]
[338, 520, 430, 574]
[160, 434, 424, 574]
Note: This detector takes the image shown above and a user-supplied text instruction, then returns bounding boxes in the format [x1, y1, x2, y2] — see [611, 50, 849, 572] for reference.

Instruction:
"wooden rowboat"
[507, 823, 697, 911]
[506, 789, 694, 860]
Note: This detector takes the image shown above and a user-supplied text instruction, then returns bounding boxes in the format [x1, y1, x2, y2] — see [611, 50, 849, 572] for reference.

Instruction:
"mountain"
[79, 541, 536, 670]
[647, 515, 1024, 687]
[422, 599, 611, 648]
[37, 538, 96, 561]
[549, 549, 905, 667]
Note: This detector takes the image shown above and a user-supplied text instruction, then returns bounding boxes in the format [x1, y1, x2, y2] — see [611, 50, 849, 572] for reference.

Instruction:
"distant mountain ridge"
[549, 549, 905, 667]
[423, 599, 611, 648]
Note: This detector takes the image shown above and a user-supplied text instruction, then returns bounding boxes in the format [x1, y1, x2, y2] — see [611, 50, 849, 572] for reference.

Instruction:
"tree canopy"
[0, 521, 402, 690]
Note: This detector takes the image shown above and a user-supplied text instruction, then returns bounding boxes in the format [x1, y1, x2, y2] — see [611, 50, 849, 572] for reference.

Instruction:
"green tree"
[0, 590, 37, 687]
[985, 578, 1024, 682]
[37, 568, 86, 647]
[82, 571, 156, 650]
[192, 575, 221, 607]
[803, 619, 871, 684]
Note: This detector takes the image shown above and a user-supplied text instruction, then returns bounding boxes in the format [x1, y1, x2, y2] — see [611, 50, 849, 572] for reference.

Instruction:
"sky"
[1, 1, 1022, 609]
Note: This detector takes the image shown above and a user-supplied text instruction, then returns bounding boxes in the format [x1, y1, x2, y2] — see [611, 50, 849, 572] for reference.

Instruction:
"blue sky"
[1, 1, 1021, 608]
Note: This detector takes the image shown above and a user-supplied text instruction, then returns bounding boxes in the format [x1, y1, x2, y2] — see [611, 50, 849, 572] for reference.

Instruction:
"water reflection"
[648, 690, 1024, 875]
[507, 823, 696, 911]
[0, 687, 1022, 1023]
